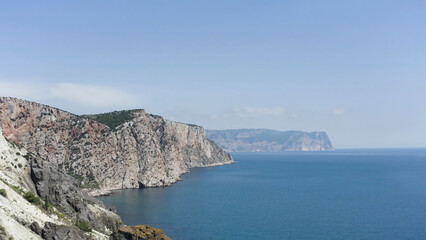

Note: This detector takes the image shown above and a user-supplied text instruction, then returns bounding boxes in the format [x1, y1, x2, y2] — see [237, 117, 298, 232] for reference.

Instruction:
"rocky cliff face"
[0, 126, 121, 240]
[0, 97, 233, 195]
[1, 125, 171, 240]
[30, 157, 122, 233]
[111, 225, 171, 240]
[206, 129, 334, 152]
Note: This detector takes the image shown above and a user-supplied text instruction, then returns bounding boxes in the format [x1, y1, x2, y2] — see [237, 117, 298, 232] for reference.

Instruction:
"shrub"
[23, 192, 42, 205]
[11, 185, 24, 195]
[76, 221, 92, 232]
[53, 210, 65, 220]
[17, 163, 22, 168]
[43, 196, 52, 211]
[0, 189, 7, 198]
[75, 214, 92, 232]
[81, 182, 100, 189]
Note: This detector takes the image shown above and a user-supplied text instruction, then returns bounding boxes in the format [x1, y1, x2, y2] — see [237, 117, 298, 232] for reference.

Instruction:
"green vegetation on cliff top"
[82, 110, 138, 130]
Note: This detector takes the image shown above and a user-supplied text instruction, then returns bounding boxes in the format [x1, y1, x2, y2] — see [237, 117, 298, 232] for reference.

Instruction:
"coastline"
[88, 160, 235, 197]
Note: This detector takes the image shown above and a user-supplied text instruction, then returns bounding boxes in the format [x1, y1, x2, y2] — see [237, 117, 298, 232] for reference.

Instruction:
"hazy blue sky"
[1, 1, 425, 148]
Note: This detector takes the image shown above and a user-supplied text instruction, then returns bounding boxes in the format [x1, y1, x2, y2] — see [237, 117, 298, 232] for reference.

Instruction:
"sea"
[99, 149, 426, 240]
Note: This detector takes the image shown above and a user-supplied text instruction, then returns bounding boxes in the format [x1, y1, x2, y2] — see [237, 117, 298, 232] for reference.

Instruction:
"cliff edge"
[0, 97, 233, 196]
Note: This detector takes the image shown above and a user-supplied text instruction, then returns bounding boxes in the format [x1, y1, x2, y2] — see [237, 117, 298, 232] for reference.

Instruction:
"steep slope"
[0, 126, 121, 240]
[206, 129, 334, 152]
[0, 97, 233, 195]
[1, 126, 171, 240]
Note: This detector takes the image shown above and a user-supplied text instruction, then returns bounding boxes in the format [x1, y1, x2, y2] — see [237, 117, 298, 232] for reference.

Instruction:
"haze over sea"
[100, 150, 426, 240]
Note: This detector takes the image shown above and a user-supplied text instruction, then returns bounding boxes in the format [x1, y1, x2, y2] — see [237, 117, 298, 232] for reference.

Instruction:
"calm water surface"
[99, 149, 426, 240]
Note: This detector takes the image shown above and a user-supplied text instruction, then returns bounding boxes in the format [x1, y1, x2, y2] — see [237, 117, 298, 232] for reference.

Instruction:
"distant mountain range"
[206, 129, 334, 152]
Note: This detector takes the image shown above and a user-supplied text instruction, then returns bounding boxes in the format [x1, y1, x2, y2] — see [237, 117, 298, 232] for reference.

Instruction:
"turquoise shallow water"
[99, 149, 426, 240]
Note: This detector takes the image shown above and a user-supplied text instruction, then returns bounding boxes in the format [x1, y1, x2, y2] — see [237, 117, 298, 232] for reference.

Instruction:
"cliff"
[0, 126, 120, 239]
[0, 97, 233, 195]
[206, 129, 334, 152]
[0, 126, 171, 240]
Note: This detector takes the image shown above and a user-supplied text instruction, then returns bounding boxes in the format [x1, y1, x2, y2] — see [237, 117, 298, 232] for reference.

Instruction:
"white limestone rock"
[0, 97, 233, 196]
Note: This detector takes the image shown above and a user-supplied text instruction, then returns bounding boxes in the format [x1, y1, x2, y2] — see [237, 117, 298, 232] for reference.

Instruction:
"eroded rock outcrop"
[111, 225, 171, 240]
[0, 126, 119, 240]
[30, 157, 122, 233]
[41, 222, 91, 240]
[0, 97, 233, 195]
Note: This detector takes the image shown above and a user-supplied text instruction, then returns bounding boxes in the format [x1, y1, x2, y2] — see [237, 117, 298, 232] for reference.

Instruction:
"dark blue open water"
[99, 149, 426, 240]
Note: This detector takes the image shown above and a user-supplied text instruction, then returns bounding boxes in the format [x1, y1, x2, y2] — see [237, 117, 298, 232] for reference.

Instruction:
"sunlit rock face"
[0, 97, 233, 195]
[0, 125, 121, 240]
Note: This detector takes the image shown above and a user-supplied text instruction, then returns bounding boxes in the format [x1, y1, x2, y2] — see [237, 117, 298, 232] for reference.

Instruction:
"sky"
[1, 1, 425, 148]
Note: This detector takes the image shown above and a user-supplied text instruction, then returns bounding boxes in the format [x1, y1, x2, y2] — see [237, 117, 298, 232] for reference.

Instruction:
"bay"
[99, 149, 426, 239]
